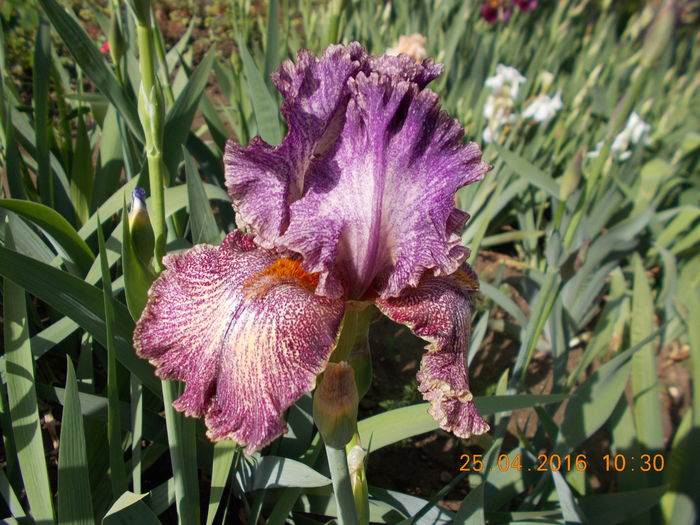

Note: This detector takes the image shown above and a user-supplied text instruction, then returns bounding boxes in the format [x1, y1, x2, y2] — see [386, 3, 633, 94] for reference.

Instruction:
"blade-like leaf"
[237, 456, 330, 491]
[551, 470, 586, 524]
[0, 199, 94, 274]
[34, 14, 53, 207]
[630, 255, 664, 450]
[237, 38, 282, 145]
[69, 110, 95, 226]
[58, 357, 94, 525]
[0, 246, 160, 395]
[97, 215, 128, 497]
[37, 0, 143, 140]
[359, 395, 566, 452]
[555, 327, 663, 452]
[103, 492, 162, 525]
[163, 47, 216, 177]
[206, 442, 237, 525]
[3, 222, 55, 524]
[582, 486, 666, 524]
[184, 147, 221, 245]
[495, 145, 559, 198]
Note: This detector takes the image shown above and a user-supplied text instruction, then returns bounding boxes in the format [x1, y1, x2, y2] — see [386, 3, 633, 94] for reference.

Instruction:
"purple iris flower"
[481, 2, 511, 24]
[133, 43, 491, 454]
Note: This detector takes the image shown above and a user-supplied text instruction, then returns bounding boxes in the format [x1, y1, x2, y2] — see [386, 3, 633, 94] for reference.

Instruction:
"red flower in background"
[514, 0, 538, 12]
[100, 41, 110, 55]
[481, 0, 537, 24]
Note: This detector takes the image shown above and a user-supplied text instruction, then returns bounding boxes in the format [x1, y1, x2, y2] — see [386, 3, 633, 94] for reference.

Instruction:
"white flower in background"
[482, 126, 496, 144]
[588, 112, 651, 160]
[485, 64, 527, 99]
[481, 64, 527, 144]
[482, 94, 517, 144]
[523, 91, 563, 122]
[483, 94, 516, 122]
[386, 33, 427, 61]
[612, 112, 651, 150]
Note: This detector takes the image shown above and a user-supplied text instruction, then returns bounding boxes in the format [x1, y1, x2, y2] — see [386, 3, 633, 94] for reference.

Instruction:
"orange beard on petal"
[243, 258, 320, 300]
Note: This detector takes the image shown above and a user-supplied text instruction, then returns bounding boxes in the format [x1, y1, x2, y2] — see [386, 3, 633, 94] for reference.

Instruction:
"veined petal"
[280, 72, 490, 299]
[133, 232, 344, 454]
[223, 42, 463, 267]
[375, 266, 489, 438]
[224, 44, 366, 243]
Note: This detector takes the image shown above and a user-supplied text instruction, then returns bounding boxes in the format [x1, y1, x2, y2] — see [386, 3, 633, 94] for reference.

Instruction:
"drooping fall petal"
[133, 231, 344, 453]
[375, 265, 489, 438]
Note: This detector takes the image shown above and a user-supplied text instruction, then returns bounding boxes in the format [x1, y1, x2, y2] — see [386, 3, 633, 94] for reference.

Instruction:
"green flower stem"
[330, 306, 373, 362]
[325, 444, 358, 525]
[133, 6, 197, 524]
[136, 21, 167, 271]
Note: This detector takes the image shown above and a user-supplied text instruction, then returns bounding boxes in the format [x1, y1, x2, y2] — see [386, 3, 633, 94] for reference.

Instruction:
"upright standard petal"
[280, 71, 490, 300]
[375, 266, 489, 438]
[133, 232, 344, 453]
[223, 42, 458, 257]
[224, 44, 366, 243]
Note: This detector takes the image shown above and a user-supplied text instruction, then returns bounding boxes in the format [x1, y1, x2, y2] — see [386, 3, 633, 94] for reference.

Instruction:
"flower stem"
[324, 444, 358, 525]
[133, 6, 198, 524]
[135, 20, 167, 270]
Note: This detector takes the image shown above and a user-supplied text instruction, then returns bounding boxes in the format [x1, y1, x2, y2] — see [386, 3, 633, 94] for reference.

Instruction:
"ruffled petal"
[224, 42, 476, 284]
[133, 231, 344, 454]
[280, 71, 490, 299]
[224, 44, 366, 243]
[375, 265, 489, 438]
[365, 54, 443, 87]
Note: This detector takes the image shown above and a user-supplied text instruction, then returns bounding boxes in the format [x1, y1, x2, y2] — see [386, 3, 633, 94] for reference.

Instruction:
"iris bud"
[313, 362, 358, 448]
[347, 443, 369, 525]
[129, 188, 155, 268]
[138, 83, 165, 157]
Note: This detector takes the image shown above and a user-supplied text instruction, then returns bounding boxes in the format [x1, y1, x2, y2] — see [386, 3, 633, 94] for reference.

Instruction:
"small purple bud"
[129, 188, 155, 267]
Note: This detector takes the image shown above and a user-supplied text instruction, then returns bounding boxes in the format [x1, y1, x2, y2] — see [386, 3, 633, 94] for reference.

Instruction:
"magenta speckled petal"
[133, 231, 344, 454]
[375, 266, 489, 438]
[280, 71, 490, 299]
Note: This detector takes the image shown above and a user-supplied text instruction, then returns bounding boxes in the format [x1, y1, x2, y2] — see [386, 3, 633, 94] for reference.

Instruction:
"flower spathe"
[134, 43, 491, 453]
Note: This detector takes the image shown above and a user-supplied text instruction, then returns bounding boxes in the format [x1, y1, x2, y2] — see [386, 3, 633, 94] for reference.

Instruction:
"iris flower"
[133, 43, 491, 454]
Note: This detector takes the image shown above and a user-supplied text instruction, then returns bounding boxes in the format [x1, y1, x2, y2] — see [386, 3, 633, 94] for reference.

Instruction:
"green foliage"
[0, 0, 698, 524]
